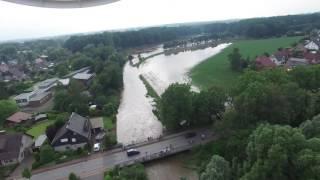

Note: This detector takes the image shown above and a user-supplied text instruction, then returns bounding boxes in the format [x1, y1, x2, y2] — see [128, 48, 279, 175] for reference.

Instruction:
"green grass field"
[26, 120, 54, 139]
[190, 36, 302, 90]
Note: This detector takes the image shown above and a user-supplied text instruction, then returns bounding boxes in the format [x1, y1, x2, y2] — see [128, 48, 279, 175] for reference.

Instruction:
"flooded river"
[117, 43, 230, 145]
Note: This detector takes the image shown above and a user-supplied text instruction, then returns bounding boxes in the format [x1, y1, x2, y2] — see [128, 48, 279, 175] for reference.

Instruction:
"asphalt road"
[30, 129, 216, 180]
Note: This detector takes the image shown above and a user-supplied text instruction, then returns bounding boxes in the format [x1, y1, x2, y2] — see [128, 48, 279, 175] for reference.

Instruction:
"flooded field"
[117, 43, 230, 145]
[139, 43, 231, 95]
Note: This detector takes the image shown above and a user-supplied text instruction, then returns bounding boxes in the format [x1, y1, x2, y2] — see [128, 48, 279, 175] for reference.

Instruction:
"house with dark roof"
[0, 133, 33, 166]
[51, 112, 92, 151]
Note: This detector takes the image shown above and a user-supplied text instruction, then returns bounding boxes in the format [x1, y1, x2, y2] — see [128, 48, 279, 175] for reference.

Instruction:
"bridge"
[22, 128, 217, 180]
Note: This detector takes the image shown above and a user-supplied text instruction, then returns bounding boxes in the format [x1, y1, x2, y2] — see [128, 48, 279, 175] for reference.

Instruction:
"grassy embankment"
[190, 36, 302, 90]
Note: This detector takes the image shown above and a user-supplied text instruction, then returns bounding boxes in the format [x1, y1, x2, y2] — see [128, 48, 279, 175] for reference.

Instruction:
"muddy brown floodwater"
[145, 153, 198, 180]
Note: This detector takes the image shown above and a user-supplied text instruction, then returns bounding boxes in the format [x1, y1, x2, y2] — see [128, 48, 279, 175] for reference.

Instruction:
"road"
[29, 129, 216, 180]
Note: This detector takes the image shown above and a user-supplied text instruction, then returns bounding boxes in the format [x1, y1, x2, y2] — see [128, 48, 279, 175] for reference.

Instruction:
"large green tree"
[159, 83, 193, 130]
[240, 124, 320, 180]
[200, 155, 231, 180]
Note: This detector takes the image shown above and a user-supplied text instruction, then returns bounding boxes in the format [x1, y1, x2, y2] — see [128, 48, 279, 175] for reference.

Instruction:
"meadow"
[190, 36, 302, 89]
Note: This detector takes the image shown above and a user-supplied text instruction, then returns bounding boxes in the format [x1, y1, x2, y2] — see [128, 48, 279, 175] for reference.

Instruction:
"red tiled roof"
[6, 112, 32, 123]
[256, 56, 276, 68]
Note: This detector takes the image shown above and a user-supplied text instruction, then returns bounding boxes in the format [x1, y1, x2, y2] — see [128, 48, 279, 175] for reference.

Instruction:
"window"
[60, 138, 68, 143]
[72, 138, 76, 142]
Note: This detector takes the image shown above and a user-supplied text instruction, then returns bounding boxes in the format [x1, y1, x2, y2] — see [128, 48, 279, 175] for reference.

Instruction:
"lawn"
[26, 120, 54, 139]
[103, 116, 115, 130]
[190, 36, 303, 90]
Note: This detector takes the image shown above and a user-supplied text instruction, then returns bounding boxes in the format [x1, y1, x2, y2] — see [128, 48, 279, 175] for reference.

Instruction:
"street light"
[2, 0, 120, 8]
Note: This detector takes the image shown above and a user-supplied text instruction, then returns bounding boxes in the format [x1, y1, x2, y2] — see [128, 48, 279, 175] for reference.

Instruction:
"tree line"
[158, 65, 320, 180]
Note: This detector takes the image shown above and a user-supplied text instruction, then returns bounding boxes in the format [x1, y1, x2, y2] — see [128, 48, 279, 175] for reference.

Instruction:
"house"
[6, 112, 33, 125]
[270, 49, 291, 65]
[14, 92, 34, 107]
[255, 56, 276, 70]
[37, 78, 58, 90]
[51, 112, 92, 151]
[304, 38, 320, 51]
[0, 133, 33, 166]
[14, 90, 52, 107]
[72, 72, 95, 87]
[285, 57, 309, 68]
[0, 62, 9, 74]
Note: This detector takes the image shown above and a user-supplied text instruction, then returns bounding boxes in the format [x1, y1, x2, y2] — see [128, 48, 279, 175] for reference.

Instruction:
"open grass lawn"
[190, 36, 302, 90]
[26, 120, 54, 139]
[103, 116, 115, 130]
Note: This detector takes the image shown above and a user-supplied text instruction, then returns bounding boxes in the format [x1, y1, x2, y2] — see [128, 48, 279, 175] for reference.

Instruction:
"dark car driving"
[126, 149, 140, 156]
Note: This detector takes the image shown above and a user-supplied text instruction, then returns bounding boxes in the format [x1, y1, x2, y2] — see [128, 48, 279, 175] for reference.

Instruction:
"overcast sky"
[0, 0, 319, 42]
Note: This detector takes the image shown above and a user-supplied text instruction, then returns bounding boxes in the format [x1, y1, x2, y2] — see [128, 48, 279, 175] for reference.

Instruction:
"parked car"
[185, 132, 197, 138]
[127, 149, 140, 156]
[93, 143, 101, 152]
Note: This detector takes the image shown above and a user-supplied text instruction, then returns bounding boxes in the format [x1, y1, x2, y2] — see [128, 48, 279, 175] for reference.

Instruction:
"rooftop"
[0, 134, 22, 160]
[90, 117, 104, 129]
[6, 112, 32, 123]
[73, 72, 94, 80]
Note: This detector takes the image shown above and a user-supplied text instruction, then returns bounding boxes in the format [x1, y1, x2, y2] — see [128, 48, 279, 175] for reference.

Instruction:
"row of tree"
[63, 13, 320, 53]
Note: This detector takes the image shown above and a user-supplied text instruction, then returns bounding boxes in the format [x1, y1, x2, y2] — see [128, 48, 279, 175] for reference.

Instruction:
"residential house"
[0, 133, 33, 166]
[51, 112, 92, 151]
[72, 72, 95, 87]
[28, 91, 52, 107]
[255, 56, 276, 70]
[6, 112, 33, 125]
[14, 90, 52, 107]
[270, 49, 291, 65]
[14, 92, 34, 107]
[37, 78, 58, 91]
[58, 78, 70, 87]
[305, 40, 320, 51]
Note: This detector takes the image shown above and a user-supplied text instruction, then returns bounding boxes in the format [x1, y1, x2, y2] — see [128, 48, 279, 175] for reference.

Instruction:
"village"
[255, 30, 320, 70]
[0, 53, 113, 177]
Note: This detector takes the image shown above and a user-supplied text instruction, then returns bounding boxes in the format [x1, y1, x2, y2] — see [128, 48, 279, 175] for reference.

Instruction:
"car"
[185, 132, 197, 138]
[93, 143, 101, 152]
[126, 149, 140, 156]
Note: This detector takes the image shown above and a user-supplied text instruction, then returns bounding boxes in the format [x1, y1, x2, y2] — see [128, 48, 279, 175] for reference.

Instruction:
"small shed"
[34, 114, 48, 122]
[34, 134, 47, 151]
[90, 117, 104, 134]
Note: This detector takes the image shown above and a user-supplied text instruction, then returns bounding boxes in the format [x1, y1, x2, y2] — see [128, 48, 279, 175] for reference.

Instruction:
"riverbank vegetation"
[179, 65, 320, 179]
[190, 36, 302, 89]
[104, 164, 148, 180]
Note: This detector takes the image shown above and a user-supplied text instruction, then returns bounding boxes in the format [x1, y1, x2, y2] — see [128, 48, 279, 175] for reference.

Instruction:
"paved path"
[12, 128, 216, 180]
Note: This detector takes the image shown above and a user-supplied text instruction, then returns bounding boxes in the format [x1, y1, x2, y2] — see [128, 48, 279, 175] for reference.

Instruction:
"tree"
[228, 48, 247, 72]
[192, 86, 227, 125]
[240, 124, 320, 180]
[22, 168, 31, 179]
[200, 155, 231, 180]
[0, 100, 18, 126]
[69, 173, 79, 180]
[39, 145, 56, 164]
[159, 83, 193, 130]
[300, 114, 320, 139]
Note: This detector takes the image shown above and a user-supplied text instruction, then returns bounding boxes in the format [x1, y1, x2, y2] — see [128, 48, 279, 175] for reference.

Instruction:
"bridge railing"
[117, 144, 192, 168]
